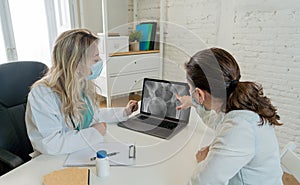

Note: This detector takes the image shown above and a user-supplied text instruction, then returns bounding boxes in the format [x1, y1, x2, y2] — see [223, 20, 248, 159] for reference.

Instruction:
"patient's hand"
[125, 100, 138, 116]
[196, 146, 210, 163]
[176, 94, 193, 110]
[92, 122, 107, 136]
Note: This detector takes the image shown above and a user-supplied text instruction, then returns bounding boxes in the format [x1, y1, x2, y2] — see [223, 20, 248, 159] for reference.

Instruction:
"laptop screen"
[140, 78, 191, 123]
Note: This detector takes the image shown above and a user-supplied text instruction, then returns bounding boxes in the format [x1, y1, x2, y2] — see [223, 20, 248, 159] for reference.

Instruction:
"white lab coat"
[189, 108, 283, 185]
[25, 84, 128, 155]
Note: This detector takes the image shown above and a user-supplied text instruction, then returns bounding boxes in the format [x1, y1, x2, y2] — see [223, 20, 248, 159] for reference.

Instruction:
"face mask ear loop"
[192, 88, 204, 106]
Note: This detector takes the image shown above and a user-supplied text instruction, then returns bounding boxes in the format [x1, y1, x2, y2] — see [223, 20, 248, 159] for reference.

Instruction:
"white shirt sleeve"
[25, 85, 104, 155]
[94, 107, 129, 124]
[189, 115, 256, 185]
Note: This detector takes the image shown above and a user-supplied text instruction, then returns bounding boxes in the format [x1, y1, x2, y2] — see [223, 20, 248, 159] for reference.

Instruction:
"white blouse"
[189, 107, 283, 185]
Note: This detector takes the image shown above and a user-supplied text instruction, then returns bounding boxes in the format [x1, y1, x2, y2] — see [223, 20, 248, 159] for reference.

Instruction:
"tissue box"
[98, 34, 129, 55]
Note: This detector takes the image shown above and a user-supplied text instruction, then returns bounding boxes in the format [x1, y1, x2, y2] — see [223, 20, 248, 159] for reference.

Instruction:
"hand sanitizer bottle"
[96, 150, 110, 177]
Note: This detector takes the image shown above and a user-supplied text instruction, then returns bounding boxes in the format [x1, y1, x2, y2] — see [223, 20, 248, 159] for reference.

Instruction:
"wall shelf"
[109, 50, 160, 57]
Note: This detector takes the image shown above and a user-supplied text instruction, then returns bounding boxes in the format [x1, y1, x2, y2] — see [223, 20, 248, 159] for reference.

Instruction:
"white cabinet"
[107, 53, 159, 75]
[98, 34, 129, 54]
[95, 53, 160, 105]
[96, 0, 165, 107]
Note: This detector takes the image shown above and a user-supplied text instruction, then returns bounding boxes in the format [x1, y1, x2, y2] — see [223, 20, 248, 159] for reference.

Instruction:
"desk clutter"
[43, 167, 90, 185]
[64, 142, 136, 167]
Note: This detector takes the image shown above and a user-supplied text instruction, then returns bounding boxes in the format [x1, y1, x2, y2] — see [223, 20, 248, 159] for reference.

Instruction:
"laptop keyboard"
[137, 115, 149, 120]
[137, 115, 178, 130]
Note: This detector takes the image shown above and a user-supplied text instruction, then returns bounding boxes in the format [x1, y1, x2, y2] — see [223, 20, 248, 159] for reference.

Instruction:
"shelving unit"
[95, 0, 165, 107]
[109, 50, 160, 57]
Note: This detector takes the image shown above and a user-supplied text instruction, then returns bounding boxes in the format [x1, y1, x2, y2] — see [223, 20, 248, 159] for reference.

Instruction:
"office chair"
[0, 61, 48, 176]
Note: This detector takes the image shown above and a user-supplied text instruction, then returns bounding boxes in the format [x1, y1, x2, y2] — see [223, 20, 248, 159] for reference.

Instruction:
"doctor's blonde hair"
[33, 28, 100, 127]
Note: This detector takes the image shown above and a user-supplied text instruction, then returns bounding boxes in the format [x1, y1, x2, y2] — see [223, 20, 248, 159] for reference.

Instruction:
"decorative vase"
[129, 41, 139, 52]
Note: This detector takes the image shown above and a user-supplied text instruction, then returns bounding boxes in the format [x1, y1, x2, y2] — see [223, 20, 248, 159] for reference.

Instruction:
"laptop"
[117, 78, 191, 139]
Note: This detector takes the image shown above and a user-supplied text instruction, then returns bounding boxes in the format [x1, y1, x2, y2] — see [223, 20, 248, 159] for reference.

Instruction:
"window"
[0, 0, 75, 66]
[0, 22, 6, 63]
[8, 0, 51, 65]
[54, 0, 72, 34]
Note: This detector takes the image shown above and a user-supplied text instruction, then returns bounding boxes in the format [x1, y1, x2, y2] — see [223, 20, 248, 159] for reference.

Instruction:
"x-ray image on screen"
[141, 79, 190, 120]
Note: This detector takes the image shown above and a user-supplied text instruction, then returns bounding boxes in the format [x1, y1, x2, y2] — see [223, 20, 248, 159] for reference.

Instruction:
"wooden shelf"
[109, 50, 159, 57]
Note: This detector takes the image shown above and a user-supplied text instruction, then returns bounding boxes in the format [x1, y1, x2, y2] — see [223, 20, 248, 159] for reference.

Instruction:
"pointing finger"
[176, 94, 181, 100]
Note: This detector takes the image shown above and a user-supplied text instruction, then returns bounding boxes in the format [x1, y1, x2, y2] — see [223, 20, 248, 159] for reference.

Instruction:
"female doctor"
[25, 29, 138, 155]
[176, 48, 283, 185]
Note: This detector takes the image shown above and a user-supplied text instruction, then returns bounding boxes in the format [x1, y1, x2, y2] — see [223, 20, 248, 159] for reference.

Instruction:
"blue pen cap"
[97, 150, 107, 158]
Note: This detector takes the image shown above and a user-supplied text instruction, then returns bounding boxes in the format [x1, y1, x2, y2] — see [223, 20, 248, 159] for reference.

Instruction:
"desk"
[0, 109, 214, 185]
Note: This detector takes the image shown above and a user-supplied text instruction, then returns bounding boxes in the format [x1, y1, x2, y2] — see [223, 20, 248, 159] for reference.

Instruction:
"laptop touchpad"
[122, 120, 158, 132]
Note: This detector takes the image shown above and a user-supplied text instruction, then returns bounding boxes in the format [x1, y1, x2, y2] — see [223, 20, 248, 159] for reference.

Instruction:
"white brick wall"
[137, 0, 160, 22]
[137, 0, 300, 154]
[231, 1, 300, 154]
[164, 0, 221, 81]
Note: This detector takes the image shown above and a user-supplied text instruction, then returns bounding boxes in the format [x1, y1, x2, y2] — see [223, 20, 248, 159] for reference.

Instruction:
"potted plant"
[129, 30, 142, 52]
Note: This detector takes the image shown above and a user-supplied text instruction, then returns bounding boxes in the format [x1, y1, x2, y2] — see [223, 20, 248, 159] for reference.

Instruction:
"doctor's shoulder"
[28, 82, 58, 102]
[223, 110, 260, 127]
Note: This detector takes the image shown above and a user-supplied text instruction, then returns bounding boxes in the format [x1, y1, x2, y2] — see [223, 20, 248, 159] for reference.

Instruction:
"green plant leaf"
[129, 31, 142, 42]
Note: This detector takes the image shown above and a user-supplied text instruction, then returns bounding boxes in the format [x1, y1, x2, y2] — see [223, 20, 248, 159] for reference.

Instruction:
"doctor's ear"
[195, 88, 206, 105]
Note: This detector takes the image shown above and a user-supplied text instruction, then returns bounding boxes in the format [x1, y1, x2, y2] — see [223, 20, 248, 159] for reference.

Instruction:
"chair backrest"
[281, 142, 300, 182]
[0, 61, 48, 162]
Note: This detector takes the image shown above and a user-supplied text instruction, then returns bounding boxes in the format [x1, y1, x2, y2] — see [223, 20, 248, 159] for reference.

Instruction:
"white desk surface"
[0, 109, 214, 185]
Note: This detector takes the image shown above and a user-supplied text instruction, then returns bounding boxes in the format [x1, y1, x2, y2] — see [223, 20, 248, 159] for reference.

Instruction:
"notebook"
[140, 22, 157, 50]
[136, 23, 152, 51]
[118, 78, 191, 139]
[43, 167, 90, 185]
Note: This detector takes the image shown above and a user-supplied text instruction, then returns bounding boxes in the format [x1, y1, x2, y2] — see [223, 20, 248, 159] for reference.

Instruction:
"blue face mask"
[87, 60, 103, 80]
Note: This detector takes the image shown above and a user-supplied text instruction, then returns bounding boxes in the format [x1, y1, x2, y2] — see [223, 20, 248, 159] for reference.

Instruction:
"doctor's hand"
[92, 122, 107, 136]
[196, 145, 210, 163]
[176, 94, 193, 110]
[125, 100, 138, 116]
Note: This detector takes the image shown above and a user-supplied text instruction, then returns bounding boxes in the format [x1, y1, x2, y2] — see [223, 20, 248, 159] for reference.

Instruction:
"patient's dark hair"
[185, 47, 282, 126]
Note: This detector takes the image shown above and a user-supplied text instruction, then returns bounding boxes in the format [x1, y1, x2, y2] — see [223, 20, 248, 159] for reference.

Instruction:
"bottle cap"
[97, 150, 107, 158]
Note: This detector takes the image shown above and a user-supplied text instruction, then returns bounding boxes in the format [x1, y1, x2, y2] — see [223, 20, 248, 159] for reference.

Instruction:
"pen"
[107, 152, 120, 157]
[131, 103, 136, 112]
[90, 152, 120, 161]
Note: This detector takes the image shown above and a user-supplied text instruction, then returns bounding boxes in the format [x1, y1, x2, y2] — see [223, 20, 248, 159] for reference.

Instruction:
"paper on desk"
[64, 142, 135, 167]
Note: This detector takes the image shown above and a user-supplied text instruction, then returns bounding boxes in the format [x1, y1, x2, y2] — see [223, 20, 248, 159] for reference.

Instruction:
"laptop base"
[117, 119, 185, 140]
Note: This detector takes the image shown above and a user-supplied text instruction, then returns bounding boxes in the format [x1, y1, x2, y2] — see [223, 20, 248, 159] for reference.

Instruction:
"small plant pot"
[129, 41, 140, 52]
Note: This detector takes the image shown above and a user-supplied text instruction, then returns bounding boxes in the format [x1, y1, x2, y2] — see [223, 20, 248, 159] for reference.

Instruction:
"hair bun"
[226, 79, 239, 97]
[231, 79, 239, 86]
